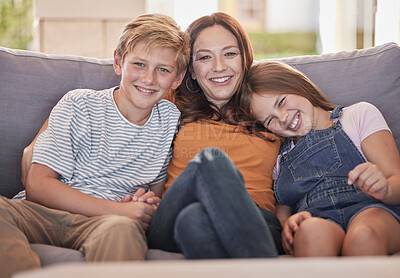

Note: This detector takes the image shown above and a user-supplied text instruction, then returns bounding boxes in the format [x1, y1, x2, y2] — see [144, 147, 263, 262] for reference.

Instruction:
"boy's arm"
[26, 163, 156, 230]
[21, 118, 49, 187]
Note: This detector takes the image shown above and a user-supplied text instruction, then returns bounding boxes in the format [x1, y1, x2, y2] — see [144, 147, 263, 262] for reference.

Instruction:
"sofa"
[1, 42, 400, 274]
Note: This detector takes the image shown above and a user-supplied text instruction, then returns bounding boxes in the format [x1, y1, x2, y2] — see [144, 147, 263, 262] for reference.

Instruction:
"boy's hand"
[121, 188, 160, 208]
[348, 162, 388, 200]
[119, 201, 157, 231]
[282, 211, 312, 255]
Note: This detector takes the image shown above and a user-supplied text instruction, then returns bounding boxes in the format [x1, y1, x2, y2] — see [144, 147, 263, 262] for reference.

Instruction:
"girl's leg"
[147, 147, 278, 258]
[174, 202, 229, 258]
[293, 217, 345, 257]
[342, 208, 400, 256]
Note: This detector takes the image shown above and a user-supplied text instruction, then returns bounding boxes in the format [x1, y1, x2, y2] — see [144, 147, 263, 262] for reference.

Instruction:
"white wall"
[35, 0, 146, 58]
[375, 0, 400, 45]
[265, 0, 320, 33]
[146, 0, 218, 30]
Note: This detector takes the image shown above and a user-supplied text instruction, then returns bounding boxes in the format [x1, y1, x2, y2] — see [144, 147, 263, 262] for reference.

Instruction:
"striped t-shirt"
[14, 87, 180, 201]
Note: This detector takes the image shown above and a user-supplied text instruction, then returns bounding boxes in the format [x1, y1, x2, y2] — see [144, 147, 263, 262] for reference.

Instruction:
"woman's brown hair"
[173, 12, 253, 125]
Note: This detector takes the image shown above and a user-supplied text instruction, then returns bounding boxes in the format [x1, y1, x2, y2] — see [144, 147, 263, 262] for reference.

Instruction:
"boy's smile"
[113, 41, 185, 125]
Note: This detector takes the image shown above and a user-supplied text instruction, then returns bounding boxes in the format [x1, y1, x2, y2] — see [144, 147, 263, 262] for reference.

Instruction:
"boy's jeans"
[0, 196, 147, 278]
[147, 147, 280, 258]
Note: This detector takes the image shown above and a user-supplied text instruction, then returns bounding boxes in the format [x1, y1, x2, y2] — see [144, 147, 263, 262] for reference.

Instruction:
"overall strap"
[329, 105, 345, 121]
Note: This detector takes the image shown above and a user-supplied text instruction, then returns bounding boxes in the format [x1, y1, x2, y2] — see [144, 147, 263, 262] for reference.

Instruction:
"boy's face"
[114, 41, 185, 119]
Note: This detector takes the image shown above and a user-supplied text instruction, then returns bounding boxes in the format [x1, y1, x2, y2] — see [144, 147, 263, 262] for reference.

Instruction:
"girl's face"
[191, 25, 243, 108]
[250, 92, 330, 138]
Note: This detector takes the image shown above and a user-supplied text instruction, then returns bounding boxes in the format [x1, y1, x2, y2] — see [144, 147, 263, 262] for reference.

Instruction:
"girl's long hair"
[239, 61, 336, 137]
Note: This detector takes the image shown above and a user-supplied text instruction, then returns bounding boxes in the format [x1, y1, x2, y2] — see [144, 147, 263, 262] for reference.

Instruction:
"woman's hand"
[348, 162, 388, 200]
[282, 211, 312, 255]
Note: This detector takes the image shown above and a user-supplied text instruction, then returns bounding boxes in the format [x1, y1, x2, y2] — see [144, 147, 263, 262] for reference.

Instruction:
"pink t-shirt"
[273, 102, 391, 179]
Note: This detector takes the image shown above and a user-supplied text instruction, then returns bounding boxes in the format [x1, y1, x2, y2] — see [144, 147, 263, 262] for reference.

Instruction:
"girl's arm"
[348, 130, 400, 204]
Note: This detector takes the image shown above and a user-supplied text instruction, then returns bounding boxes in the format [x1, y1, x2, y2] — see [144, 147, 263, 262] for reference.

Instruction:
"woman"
[145, 12, 284, 258]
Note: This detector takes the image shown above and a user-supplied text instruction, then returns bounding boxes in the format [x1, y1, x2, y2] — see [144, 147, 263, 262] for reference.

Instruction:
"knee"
[342, 224, 381, 256]
[84, 215, 147, 261]
[294, 217, 332, 248]
[96, 215, 145, 239]
[174, 202, 205, 239]
[295, 217, 323, 241]
[194, 147, 242, 181]
[174, 202, 217, 246]
[194, 147, 228, 164]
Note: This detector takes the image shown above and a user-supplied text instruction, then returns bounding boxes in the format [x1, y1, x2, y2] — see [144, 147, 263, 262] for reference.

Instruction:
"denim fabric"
[275, 106, 400, 230]
[147, 147, 279, 258]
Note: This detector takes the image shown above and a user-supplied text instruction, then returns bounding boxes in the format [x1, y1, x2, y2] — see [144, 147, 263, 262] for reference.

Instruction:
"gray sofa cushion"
[275, 42, 400, 150]
[30, 244, 184, 266]
[0, 47, 120, 198]
[30, 244, 86, 265]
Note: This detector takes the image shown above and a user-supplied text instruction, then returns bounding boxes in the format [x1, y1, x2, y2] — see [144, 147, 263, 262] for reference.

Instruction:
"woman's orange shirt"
[165, 121, 280, 212]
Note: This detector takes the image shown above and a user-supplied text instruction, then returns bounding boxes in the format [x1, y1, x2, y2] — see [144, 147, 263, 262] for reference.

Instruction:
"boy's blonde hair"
[115, 14, 190, 75]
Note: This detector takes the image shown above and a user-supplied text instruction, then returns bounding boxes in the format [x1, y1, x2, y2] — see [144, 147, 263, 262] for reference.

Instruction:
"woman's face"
[191, 25, 243, 108]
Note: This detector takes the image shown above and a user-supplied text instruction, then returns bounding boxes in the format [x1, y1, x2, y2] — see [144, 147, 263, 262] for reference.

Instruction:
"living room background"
[0, 0, 399, 59]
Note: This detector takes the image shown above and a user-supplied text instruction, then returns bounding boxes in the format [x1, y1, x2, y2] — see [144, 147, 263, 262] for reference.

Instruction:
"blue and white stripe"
[15, 87, 179, 201]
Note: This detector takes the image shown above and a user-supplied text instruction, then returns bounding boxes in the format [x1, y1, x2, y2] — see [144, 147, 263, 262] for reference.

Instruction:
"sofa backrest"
[0, 47, 120, 198]
[0, 43, 399, 198]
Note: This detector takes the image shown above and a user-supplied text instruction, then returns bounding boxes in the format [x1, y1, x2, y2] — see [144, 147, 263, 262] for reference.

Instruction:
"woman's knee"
[194, 147, 245, 193]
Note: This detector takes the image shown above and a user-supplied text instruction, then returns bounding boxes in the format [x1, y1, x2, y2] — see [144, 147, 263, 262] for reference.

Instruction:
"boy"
[0, 13, 190, 278]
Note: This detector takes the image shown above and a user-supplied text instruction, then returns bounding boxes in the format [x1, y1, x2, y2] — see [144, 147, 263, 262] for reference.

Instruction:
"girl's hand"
[281, 211, 312, 255]
[348, 162, 389, 200]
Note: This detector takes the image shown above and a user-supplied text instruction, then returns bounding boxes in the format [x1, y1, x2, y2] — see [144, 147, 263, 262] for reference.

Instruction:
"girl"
[240, 60, 400, 256]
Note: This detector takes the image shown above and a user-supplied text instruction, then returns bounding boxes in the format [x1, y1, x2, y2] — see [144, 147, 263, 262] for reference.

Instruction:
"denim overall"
[274, 106, 400, 230]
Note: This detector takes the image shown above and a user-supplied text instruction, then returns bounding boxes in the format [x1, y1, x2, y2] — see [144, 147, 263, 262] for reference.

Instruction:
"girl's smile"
[250, 92, 330, 138]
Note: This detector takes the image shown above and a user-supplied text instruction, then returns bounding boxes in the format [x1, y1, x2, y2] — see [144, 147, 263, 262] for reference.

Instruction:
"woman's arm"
[348, 130, 400, 204]
[21, 118, 49, 187]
